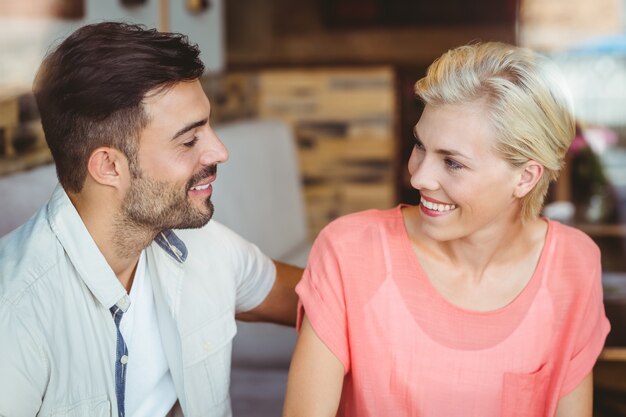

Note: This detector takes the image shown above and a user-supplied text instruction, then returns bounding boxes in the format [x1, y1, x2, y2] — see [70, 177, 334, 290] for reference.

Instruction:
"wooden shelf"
[600, 347, 626, 362]
[575, 223, 626, 238]
[0, 147, 52, 177]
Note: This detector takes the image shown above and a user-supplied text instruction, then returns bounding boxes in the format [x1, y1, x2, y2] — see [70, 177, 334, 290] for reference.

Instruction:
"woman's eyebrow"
[413, 128, 471, 159]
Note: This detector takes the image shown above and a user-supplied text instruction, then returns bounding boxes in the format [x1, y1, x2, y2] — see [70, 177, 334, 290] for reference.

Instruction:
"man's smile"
[189, 178, 214, 191]
[187, 165, 218, 196]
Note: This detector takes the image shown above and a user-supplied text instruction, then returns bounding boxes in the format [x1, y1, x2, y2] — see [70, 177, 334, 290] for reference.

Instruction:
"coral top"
[296, 206, 610, 417]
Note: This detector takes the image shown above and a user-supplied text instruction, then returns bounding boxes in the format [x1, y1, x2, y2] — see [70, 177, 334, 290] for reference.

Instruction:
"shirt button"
[203, 341, 211, 351]
[120, 355, 129, 365]
[117, 295, 131, 311]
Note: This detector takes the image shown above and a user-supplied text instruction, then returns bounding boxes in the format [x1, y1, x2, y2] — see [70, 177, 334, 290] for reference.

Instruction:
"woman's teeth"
[421, 198, 456, 212]
[190, 184, 210, 191]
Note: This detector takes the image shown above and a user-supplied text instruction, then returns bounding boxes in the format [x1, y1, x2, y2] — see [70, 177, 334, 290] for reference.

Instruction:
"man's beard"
[121, 165, 216, 232]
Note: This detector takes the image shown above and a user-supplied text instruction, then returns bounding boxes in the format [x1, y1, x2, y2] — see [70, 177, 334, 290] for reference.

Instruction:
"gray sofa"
[0, 119, 309, 417]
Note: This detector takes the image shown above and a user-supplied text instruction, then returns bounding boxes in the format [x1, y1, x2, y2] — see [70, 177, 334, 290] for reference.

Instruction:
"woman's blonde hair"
[415, 42, 575, 221]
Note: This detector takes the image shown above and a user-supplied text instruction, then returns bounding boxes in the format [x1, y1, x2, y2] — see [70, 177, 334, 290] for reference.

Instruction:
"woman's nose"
[409, 152, 438, 191]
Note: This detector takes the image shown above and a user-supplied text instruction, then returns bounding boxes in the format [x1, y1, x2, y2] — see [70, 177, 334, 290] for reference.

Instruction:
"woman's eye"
[183, 137, 199, 148]
[414, 141, 425, 151]
[445, 158, 464, 171]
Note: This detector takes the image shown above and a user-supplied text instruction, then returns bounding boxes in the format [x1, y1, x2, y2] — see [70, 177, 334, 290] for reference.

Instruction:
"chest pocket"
[182, 311, 237, 416]
[500, 363, 551, 417]
[48, 396, 111, 417]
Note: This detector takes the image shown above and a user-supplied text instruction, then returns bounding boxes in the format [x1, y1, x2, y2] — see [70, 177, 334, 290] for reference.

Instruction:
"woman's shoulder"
[543, 220, 602, 296]
[548, 220, 600, 260]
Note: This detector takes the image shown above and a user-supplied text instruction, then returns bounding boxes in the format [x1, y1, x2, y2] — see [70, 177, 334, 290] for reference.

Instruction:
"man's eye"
[183, 137, 199, 148]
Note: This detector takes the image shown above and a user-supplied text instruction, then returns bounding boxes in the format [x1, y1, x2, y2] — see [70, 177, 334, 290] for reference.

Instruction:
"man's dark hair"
[33, 22, 205, 193]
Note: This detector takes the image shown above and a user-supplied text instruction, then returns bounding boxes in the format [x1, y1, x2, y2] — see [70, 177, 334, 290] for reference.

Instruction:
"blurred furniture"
[0, 162, 57, 236]
[603, 272, 626, 348]
[0, 91, 51, 176]
[595, 272, 626, 417]
[0, 119, 309, 417]
[0, 93, 19, 158]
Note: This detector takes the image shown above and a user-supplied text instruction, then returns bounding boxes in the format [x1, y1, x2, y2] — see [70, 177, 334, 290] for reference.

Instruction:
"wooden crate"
[257, 67, 397, 238]
[258, 67, 394, 122]
[297, 135, 393, 180]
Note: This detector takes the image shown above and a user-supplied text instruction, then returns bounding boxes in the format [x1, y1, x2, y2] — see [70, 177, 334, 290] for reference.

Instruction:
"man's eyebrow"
[413, 128, 471, 159]
[171, 118, 208, 141]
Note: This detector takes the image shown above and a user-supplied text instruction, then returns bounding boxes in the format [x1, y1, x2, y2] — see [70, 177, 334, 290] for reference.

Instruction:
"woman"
[283, 42, 610, 417]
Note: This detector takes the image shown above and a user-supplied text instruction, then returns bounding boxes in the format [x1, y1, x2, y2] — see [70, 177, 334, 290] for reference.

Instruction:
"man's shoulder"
[148, 221, 262, 280]
[0, 209, 64, 306]
[172, 220, 254, 256]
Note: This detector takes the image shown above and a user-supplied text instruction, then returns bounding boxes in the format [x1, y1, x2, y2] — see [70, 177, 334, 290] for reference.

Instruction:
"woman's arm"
[555, 372, 593, 417]
[282, 315, 345, 417]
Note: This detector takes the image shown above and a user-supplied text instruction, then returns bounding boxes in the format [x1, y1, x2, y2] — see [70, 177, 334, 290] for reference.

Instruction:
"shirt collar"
[47, 185, 129, 311]
[47, 186, 188, 309]
[154, 229, 188, 263]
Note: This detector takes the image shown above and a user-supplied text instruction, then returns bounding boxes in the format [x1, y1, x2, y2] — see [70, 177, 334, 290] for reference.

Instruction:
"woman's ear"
[86, 147, 128, 189]
[514, 161, 544, 199]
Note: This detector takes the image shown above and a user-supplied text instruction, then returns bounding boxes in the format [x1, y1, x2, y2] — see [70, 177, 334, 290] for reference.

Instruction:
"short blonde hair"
[415, 42, 575, 221]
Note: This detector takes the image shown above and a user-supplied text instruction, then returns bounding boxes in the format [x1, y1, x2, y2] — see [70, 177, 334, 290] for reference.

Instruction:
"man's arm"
[282, 315, 344, 417]
[555, 372, 593, 417]
[235, 260, 303, 326]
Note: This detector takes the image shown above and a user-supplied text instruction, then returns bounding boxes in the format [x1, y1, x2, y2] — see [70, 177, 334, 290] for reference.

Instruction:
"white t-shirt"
[119, 251, 177, 417]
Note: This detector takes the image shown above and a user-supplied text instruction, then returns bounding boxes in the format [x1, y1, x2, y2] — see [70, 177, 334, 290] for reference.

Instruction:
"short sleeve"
[560, 260, 610, 396]
[296, 226, 350, 374]
[215, 223, 277, 313]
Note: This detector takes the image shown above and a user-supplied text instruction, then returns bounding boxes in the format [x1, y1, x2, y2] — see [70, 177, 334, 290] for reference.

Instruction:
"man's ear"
[513, 161, 544, 199]
[86, 147, 128, 188]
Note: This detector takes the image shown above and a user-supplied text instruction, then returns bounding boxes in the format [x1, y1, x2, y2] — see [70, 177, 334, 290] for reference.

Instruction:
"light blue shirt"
[0, 185, 275, 417]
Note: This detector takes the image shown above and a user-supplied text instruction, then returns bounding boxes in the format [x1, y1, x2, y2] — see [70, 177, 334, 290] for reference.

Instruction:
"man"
[0, 22, 301, 417]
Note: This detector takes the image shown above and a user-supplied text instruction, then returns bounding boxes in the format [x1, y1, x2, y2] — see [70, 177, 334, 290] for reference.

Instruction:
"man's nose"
[200, 129, 229, 166]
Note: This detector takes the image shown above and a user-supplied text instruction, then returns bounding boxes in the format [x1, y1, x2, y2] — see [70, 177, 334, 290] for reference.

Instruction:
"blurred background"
[1, 0, 626, 415]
